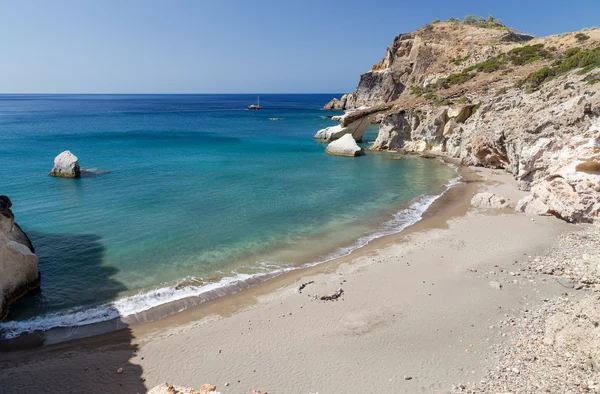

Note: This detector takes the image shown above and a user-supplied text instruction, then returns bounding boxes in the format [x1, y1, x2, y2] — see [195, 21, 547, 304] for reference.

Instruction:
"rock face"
[317, 22, 600, 222]
[49, 150, 81, 178]
[0, 196, 40, 320]
[325, 134, 364, 157]
[471, 192, 510, 209]
[370, 111, 411, 150]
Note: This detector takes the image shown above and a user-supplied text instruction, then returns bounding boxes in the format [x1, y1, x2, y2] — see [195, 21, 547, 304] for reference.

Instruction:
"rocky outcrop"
[314, 111, 376, 142]
[0, 196, 39, 320]
[49, 150, 81, 178]
[318, 22, 600, 222]
[325, 134, 364, 157]
[323, 97, 345, 111]
[471, 192, 510, 209]
[371, 111, 411, 150]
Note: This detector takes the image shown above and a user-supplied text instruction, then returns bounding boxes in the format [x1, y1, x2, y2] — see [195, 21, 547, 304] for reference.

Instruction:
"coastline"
[1, 162, 585, 393]
[0, 154, 460, 342]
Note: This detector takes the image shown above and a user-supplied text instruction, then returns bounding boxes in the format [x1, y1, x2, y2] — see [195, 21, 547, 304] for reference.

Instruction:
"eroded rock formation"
[320, 22, 600, 222]
[0, 196, 39, 320]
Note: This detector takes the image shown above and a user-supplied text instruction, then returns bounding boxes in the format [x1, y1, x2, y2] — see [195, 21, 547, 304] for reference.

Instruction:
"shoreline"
[0, 163, 584, 393]
[0, 155, 462, 346]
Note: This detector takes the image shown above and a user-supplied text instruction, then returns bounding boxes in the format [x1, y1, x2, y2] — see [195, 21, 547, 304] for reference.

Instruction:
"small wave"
[1, 167, 461, 339]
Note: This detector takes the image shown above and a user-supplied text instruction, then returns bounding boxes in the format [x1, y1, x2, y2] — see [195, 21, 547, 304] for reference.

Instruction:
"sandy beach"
[1, 164, 592, 394]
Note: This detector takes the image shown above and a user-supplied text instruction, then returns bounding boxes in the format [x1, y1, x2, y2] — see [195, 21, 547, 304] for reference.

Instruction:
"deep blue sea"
[0, 94, 457, 337]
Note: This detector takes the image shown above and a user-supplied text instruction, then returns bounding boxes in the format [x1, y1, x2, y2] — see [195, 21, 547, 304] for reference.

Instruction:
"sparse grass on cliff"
[410, 43, 559, 102]
[519, 46, 600, 91]
[440, 15, 506, 30]
[575, 32, 590, 41]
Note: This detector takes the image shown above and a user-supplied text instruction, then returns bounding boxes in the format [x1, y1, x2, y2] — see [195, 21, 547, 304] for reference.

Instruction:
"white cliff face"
[370, 112, 411, 150]
[370, 74, 599, 222]
[325, 134, 364, 157]
[0, 196, 39, 320]
[49, 150, 81, 178]
[314, 112, 376, 142]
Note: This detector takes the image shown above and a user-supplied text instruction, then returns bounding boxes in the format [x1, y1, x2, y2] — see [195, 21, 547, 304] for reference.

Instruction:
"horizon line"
[0, 92, 345, 95]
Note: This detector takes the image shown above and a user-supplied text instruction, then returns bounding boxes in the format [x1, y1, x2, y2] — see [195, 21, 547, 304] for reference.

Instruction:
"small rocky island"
[0, 196, 39, 320]
[49, 150, 81, 178]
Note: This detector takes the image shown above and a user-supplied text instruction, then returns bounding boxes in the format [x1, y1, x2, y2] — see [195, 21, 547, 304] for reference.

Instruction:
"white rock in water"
[314, 112, 375, 142]
[471, 192, 510, 209]
[325, 134, 364, 157]
[0, 196, 39, 320]
[49, 150, 81, 178]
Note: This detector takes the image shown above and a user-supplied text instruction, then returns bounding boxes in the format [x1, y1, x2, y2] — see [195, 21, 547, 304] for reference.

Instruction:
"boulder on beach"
[49, 150, 81, 178]
[0, 196, 40, 320]
[471, 192, 510, 209]
[325, 134, 364, 157]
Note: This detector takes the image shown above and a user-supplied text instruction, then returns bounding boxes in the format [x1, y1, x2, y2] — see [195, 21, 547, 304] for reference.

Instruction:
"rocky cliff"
[322, 21, 600, 222]
[0, 196, 40, 320]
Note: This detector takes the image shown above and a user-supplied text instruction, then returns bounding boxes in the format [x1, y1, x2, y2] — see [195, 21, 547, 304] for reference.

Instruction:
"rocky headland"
[0, 196, 39, 320]
[321, 20, 600, 223]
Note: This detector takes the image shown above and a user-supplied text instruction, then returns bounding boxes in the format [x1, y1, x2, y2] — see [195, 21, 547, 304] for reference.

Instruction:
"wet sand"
[0, 166, 580, 393]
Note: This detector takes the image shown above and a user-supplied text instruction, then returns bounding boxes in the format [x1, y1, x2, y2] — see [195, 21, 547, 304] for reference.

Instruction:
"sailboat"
[248, 96, 263, 110]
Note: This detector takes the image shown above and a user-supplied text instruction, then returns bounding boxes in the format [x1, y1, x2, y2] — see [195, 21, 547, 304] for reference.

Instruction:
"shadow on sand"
[0, 230, 147, 393]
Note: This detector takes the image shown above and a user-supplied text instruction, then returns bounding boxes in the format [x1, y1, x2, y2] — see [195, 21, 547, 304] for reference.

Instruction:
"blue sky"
[1, 0, 598, 93]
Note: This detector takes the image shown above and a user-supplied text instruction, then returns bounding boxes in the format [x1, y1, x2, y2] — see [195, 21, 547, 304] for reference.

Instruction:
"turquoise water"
[0, 94, 457, 337]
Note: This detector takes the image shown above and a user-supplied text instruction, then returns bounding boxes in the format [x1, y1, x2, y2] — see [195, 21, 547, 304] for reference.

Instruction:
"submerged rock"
[0, 196, 39, 320]
[49, 150, 81, 178]
[471, 192, 510, 209]
[325, 134, 364, 157]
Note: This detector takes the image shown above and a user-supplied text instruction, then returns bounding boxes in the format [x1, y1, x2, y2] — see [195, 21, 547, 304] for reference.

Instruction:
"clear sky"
[1, 0, 599, 94]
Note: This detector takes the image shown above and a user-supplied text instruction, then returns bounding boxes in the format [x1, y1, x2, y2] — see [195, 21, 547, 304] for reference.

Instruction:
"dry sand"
[0, 167, 584, 394]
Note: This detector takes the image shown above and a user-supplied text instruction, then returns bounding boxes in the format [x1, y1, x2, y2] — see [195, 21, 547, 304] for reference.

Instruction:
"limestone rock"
[323, 97, 346, 111]
[325, 134, 364, 157]
[371, 112, 410, 150]
[516, 176, 599, 222]
[314, 111, 375, 142]
[448, 105, 475, 123]
[316, 22, 600, 222]
[0, 196, 39, 320]
[49, 150, 81, 178]
[471, 192, 510, 209]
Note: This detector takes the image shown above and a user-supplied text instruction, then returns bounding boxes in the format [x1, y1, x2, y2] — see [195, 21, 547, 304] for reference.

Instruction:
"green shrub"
[450, 55, 470, 66]
[520, 47, 600, 92]
[588, 78, 599, 85]
[506, 44, 550, 65]
[432, 19, 441, 24]
[575, 33, 590, 41]
[465, 56, 505, 73]
[443, 71, 477, 86]
[521, 67, 553, 91]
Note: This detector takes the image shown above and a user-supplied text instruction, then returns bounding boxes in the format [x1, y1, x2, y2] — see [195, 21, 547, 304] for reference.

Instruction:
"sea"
[0, 94, 458, 339]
